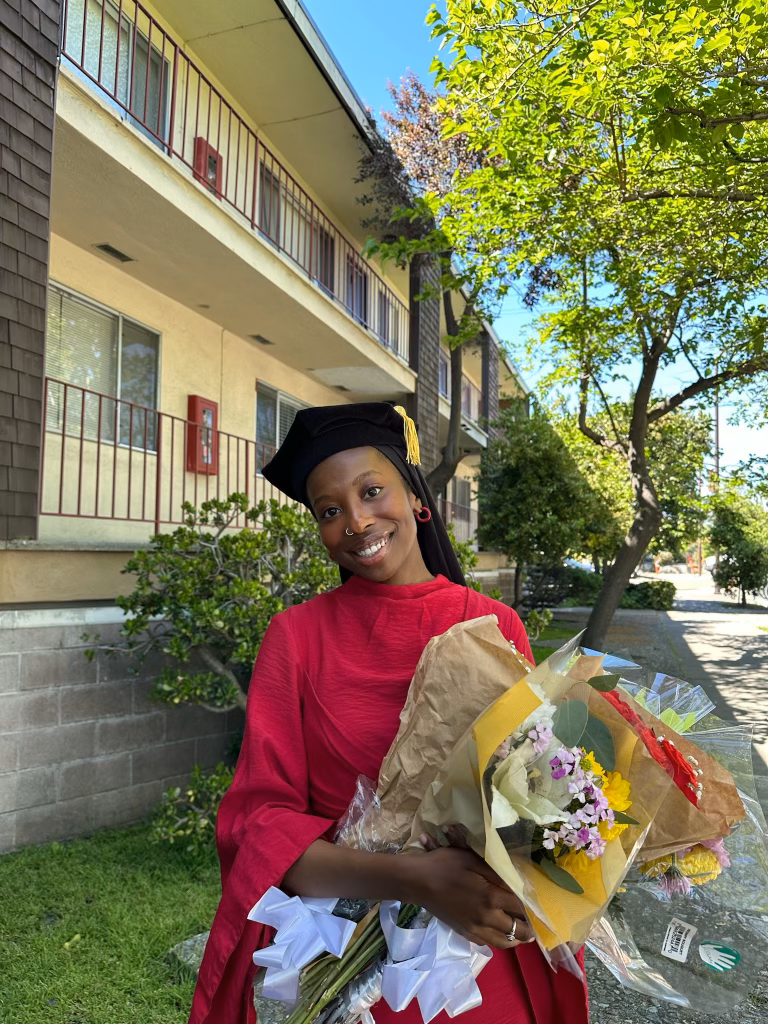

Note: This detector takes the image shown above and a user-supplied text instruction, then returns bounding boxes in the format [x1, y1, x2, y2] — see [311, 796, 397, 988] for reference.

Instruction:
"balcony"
[39, 378, 283, 544]
[437, 349, 488, 451]
[55, 0, 411, 383]
[40, 379, 474, 547]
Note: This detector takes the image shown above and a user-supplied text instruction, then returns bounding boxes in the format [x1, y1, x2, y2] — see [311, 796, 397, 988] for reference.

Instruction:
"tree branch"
[647, 355, 768, 423]
[666, 106, 768, 128]
[199, 645, 248, 711]
[622, 188, 766, 202]
[578, 372, 624, 452]
[591, 373, 627, 453]
[722, 139, 768, 164]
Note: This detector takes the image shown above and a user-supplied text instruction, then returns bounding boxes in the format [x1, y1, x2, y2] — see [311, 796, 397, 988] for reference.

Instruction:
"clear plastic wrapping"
[589, 706, 768, 1012]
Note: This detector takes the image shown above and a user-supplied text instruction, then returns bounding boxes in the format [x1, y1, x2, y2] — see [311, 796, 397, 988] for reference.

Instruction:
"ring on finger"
[505, 920, 517, 942]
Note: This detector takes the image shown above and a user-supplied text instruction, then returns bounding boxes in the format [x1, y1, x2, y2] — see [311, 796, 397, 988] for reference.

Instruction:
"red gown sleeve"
[189, 612, 335, 1024]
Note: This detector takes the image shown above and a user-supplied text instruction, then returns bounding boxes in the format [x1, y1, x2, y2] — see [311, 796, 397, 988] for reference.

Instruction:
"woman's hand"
[403, 833, 535, 950]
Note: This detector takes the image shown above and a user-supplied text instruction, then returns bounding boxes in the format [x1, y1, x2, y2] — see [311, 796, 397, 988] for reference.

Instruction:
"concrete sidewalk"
[553, 586, 768, 808]
[552, 585, 768, 1023]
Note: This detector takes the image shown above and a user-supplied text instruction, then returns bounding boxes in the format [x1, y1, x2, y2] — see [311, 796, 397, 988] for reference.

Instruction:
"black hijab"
[261, 402, 465, 586]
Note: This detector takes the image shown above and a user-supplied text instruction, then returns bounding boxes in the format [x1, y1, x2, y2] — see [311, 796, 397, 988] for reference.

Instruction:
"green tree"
[553, 403, 712, 562]
[94, 495, 338, 713]
[388, 2, 768, 646]
[710, 486, 768, 605]
[428, 0, 768, 206]
[359, 74, 499, 495]
[477, 402, 615, 602]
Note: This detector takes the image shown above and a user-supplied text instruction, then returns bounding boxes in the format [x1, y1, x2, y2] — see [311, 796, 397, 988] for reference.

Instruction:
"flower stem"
[285, 904, 419, 1024]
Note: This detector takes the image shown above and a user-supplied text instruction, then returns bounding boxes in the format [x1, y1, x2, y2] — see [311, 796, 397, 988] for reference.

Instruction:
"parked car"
[563, 558, 595, 573]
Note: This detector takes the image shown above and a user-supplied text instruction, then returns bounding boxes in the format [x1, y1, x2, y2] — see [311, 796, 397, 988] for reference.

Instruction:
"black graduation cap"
[261, 402, 465, 585]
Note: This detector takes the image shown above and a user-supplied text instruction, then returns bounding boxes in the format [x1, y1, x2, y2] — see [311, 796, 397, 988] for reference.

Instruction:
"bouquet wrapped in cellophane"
[249, 617, 765, 1022]
[588, 673, 768, 1013]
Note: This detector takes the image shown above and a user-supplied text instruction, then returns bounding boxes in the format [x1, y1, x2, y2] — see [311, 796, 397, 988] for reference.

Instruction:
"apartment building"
[0, 0, 526, 852]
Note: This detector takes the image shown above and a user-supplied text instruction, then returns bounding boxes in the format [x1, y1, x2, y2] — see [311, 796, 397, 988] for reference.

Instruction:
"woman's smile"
[348, 530, 394, 566]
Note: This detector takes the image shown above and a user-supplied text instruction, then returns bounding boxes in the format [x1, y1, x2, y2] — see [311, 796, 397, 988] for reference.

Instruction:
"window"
[438, 350, 450, 398]
[451, 477, 472, 519]
[258, 163, 282, 247]
[63, 0, 170, 147]
[313, 223, 336, 294]
[346, 256, 369, 325]
[255, 383, 307, 471]
[377, 289, 400, 351]
[46, 284, 160, 450]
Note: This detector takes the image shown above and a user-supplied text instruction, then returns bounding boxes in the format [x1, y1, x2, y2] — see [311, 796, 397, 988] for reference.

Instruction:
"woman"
[189, 403, 589, 1024]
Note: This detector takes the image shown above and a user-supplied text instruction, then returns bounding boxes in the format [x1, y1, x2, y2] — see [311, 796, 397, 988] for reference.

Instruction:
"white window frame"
[62, 0, 171, 148]
[46, 281, 162, 452]
[255, 382, 309, 472]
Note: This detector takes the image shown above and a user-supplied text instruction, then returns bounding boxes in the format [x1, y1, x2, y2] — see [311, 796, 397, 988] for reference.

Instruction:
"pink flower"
[659, 872, 692, 897]
[699, 838, 731, 869]
[528, 723, 554, 757]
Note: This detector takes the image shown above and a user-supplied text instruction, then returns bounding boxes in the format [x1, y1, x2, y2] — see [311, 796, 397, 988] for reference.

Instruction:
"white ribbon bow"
[248, 887, 356, 1005]
[379, 902, 493, 1022]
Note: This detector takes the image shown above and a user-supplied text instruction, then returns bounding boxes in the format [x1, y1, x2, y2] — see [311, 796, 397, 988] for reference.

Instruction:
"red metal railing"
[41, 378, 282, 531]
[41, 379, 479, 543]
[59, 0, 409, 361]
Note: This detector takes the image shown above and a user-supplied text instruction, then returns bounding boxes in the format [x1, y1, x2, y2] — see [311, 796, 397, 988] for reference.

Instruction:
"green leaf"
[613, 811, 640, 826]
[552, 699, 589, 747]
[537, 857, 584, 894]
[582, 716, 616, 772]
[585, 673, 620, 692]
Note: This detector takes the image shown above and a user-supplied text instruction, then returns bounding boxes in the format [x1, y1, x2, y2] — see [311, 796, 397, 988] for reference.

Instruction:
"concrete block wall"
[0, 606, 242, 852]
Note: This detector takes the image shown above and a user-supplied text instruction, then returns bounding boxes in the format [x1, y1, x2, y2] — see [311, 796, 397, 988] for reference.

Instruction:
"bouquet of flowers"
[587, 676, 768, 1013]
[249, 619, 766, 1022]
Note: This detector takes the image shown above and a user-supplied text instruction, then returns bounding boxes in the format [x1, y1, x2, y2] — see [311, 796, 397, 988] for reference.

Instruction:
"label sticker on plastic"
[661, 917, 697, 962]
[699, 942, 741, 972]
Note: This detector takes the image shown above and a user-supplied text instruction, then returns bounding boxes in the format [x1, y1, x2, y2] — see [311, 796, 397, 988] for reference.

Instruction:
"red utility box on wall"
[193, 137, 223, 199]
[186, 395, 219, 475]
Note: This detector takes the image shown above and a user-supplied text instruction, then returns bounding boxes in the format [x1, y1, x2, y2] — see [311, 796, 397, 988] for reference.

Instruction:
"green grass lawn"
[0, 825, 220, 1024]
[529, 623, 575, 663]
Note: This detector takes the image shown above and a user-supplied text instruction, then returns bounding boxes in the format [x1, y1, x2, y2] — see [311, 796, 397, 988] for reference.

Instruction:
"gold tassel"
[393, 405, 421, 466]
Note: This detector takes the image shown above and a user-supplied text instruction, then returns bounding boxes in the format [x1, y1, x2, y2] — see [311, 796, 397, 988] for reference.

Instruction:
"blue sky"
[304, 1, 768, 471]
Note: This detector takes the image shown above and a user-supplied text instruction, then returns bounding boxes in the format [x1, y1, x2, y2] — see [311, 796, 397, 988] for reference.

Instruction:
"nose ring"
[345, 528, 354, 536]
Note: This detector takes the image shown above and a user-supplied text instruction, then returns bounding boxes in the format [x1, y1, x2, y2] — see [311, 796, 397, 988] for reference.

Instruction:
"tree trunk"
[426, 291, 466, 496]
[741, 587, 747, 607]
[583, 447, 662, 649]
[512, 563, 524, 610]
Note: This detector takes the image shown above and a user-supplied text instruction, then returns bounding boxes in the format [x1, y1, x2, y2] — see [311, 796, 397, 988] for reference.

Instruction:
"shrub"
[151, 763, 234, 852]
[619, 579, 676, 611]
[525, 607, 553, 641]
[90, 495, 339, 713]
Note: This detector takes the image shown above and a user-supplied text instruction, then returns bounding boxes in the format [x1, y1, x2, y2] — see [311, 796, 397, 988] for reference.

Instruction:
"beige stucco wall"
[0, 550, 135, 604]
[49, 234, 345, 427]
[39, 235, 344, 549]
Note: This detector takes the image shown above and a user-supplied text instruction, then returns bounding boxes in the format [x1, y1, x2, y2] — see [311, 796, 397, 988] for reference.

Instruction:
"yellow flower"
[558, 850, 604, 889]
[638, 855, 672, 879]
[676, 846, 722, 885]
[603, 771, 632, 813]
[638, 846, 722, 886]
[581, 751, 606, 781]
[598, 819, 629, 842]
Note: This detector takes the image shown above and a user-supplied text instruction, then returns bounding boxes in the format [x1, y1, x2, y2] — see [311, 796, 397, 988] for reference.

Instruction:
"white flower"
[491, 747, 567, 828]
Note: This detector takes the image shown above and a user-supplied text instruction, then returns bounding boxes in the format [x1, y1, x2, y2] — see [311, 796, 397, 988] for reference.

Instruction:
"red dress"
[189, 575, 589, 1024]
